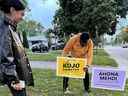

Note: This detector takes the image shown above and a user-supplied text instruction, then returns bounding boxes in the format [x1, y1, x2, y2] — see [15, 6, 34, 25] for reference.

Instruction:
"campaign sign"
[91, 67, 126, 91]
[56, 57, 87, 78]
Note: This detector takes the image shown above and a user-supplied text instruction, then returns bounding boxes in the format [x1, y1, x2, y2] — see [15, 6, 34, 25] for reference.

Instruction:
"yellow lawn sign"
[56, 56, 87, 78]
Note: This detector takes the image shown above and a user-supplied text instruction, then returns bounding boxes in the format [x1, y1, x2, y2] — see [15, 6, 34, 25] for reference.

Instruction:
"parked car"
[31, 43, 48, 52]
[51, 44, 57, 50]
[122, 43, 128, 48]
[57, 42, 65, 50]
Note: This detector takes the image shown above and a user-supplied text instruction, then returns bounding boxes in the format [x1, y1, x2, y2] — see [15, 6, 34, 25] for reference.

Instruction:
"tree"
[22, 30, 29, 48]
[44, 28, 53, 49]
[53, 0, 83, 37]
[17, 20, 44, 48]
[18, 20, 44, 37]
[54, 0, 117, 41]
[17, 20, 29, 48]
[117, 0, 128, 18]
[119, 27, 128, 42]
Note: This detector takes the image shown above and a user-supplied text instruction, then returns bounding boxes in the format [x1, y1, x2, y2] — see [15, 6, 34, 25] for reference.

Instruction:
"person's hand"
[11, 81, 23, 91]
[14, 83, 23, 91]
[83, 65, 89, 72]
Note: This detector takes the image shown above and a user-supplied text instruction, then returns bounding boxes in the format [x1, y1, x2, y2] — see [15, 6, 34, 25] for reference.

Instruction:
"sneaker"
[64, 88, 73, 94]
[83, 91, 89, 96]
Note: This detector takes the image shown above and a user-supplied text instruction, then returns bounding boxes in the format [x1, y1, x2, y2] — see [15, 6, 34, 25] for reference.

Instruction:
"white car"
[122, 43, 128, 48]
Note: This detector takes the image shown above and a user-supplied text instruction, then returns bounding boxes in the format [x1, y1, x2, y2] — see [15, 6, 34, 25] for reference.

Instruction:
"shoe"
[64, 88, 73, 94]
[83, 91, 89, 96]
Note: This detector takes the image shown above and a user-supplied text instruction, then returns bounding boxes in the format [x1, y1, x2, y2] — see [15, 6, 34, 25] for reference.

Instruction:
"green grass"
[93, 49, 118, 67]
[27, 50, 62, 61]
[0, 69, 127, 96]
[27, 49, 118, 67]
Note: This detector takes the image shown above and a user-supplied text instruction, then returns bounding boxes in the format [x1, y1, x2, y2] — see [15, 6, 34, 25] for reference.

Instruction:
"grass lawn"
[0, 69, 127, 96]
[0, 49, 119, 95]
[27, 50, 62, 61]
[93, 49, 118, 67]
[27, 49, 118, 67]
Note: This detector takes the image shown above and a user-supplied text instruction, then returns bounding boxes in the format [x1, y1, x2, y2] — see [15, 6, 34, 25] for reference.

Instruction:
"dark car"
[51, 44, 57, 50]
[57, 42, 65, 50]
[31, 43, 48, 52]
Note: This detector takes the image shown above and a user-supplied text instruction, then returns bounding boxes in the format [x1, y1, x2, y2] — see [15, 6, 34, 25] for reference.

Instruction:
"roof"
[28, 36, 47, 41]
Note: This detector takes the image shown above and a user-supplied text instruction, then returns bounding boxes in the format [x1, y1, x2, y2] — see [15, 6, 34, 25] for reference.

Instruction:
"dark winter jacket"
[0, 12, 34, 86]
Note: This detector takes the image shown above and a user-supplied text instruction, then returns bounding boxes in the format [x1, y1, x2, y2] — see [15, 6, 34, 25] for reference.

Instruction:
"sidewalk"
[30, 61, 56, 69]
[104, 46, 128, 78]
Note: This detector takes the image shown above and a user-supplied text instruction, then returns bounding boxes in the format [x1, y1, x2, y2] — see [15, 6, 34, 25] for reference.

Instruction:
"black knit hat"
[80, 32, 89, 43]
[0, 0, 28, 13]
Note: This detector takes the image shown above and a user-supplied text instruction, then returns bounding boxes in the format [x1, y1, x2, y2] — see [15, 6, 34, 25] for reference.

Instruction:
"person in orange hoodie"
[62, 32, 93, 94]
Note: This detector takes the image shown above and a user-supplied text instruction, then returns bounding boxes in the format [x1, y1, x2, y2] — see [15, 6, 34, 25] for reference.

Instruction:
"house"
[27, 36, 48, 48]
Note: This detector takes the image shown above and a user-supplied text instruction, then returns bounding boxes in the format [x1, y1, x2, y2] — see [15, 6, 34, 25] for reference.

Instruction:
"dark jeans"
[63, 71, 89, 92]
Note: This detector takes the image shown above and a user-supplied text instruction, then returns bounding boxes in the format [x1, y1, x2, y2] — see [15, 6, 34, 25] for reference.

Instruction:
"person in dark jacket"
[0, 0, 34, 96]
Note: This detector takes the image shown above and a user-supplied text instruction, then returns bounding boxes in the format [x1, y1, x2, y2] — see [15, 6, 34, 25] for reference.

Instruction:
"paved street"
[105, 46, 128, 78]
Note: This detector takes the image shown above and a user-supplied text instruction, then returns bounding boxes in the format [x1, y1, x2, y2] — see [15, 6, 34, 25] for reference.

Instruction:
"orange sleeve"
[87, 39, 93, 65]
[62, 37, 75, 56]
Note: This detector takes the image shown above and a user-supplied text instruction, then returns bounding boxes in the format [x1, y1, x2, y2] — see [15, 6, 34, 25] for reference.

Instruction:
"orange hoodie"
[62, 33, 93, 65]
